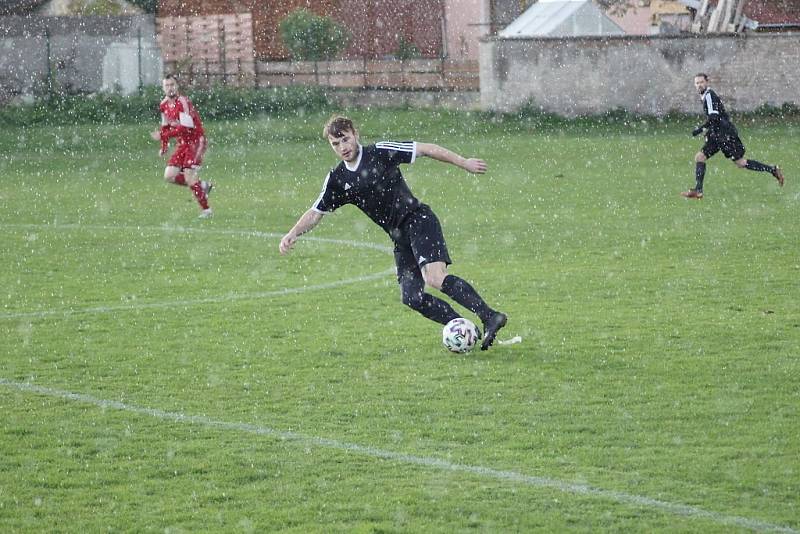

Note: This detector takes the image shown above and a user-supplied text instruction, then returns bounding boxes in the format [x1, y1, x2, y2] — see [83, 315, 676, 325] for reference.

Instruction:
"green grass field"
[1, 110, 798, 532]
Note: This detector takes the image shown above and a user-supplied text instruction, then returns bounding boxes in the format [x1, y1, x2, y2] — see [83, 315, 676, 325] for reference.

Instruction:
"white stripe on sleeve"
[179, 111, 195, 128]
[375, 141, 416, 163]
[704, 92, 718, 115]
[312, 172, 333, 213]
[178, 96, 195, 127]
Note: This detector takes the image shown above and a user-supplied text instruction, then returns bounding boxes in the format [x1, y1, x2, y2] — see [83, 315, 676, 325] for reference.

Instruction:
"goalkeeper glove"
[691, 127, 704, 137]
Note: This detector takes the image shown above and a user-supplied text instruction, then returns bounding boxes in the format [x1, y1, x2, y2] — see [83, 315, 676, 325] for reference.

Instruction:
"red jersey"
[159, 94, 205, 151]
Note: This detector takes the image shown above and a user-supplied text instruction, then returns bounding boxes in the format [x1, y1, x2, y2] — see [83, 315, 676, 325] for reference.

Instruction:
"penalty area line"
[0, 378, 796, 534]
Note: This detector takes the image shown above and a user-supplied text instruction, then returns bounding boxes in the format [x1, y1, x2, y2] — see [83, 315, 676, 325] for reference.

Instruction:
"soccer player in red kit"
[150, 74, 213, 218]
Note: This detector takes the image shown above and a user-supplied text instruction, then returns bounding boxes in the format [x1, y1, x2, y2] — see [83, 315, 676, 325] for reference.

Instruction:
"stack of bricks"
[157, 13, 255, 87]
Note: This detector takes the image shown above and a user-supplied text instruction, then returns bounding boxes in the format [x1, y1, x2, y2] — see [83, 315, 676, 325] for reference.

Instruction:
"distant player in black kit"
[682, 73, 784, 199]
[279, 116, 508, 350]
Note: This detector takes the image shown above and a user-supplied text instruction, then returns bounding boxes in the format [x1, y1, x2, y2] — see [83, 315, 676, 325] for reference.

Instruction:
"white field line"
[1, 378, 797, 534]
[0, 269, 395, 320]
[3, 223, 394, 254]
[1, 224, 394, 320]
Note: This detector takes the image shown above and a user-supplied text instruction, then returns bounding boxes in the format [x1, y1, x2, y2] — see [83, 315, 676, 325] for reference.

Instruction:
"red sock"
[173, 172, 187, 186]
[190, 181, 209, 210]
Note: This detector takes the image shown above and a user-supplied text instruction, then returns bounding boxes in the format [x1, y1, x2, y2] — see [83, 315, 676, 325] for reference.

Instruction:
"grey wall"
[0, 14, 161, 101]
[480, 33, 800, 115]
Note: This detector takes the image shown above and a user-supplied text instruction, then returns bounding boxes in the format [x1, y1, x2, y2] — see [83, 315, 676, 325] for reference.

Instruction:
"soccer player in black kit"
[682, 73, 784, 199]
[279, 116, 508, 351]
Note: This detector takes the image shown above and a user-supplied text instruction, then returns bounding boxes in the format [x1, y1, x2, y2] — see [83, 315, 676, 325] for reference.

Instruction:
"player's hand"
[279, 233, 297, 255]
[150, 129, 161, 141]
[464, 158, 487, 174]
[691, 127, 704, 137]
[158, 146, 167, 157]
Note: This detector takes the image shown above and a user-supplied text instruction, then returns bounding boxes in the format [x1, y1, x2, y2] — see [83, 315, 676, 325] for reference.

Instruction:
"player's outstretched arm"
[279, 209, 324, 255]
[416, 142, 487, 174]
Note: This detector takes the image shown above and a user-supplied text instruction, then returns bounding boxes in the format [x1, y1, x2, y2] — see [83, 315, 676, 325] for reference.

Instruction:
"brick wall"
[157, 0, 335, 60]
[333, 0, 444, 59]
[157, 0, 443, 60]
[480, 33, 800, 115]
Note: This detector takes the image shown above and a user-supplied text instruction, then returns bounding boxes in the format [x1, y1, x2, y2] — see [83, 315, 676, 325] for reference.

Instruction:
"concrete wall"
[0, 14, 161, 100]
[480, 32, 800, 115]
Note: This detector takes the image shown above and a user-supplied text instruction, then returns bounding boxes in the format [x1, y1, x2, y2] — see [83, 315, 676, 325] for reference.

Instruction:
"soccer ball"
[442, 317, 479, 353]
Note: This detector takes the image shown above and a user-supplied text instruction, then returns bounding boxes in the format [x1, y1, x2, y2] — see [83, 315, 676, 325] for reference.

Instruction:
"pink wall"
[444, 0, 489, 60]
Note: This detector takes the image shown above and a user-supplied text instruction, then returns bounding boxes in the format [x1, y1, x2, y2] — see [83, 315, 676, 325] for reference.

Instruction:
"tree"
[279, 9, 351, 62]
[394, 36, 420, 61]
[127, 0, 157, 13]
[595, 0, 636, 15]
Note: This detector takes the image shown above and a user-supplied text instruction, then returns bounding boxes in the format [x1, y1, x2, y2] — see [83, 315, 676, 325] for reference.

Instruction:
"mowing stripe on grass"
[1, 223, 394, 320]
[1, 378, 796, 534]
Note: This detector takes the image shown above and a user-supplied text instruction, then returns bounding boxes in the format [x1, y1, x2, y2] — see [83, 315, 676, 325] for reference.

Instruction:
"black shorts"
[702, 133, 745, 161]
[392, 204, 451, 281]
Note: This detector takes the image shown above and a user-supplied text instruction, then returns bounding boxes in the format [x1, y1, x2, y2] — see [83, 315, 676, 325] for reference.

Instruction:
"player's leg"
[394, 237, 460, 325]
[184, 167, 212, 216]
[166, 143, 191, 186]
[181, 138, 212, 217]
[422, 261, 506, 349]
[164, 165, 187, 186]
[191, 136, 214, 195]
[733, 142, 784, 188]
[407, 206, 506, 350]
[682, 148, 710, 199]
[397, 266, 460, 326]
[421, 260, 494, 320]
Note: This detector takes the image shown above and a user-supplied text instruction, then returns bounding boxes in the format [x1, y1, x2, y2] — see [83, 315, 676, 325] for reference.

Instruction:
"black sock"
[440, 274, 493, 323]
[400, 277, 459, 325]
[744, 160, 774, 173]
[695, 162, 706, 191]
[414, 294, 460, 325]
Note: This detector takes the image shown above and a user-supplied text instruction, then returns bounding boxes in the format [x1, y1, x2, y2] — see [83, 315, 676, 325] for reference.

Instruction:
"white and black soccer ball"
[442, 317, 479, 353]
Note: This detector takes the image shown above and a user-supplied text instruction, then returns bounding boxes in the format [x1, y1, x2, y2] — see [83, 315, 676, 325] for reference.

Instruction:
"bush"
[0, 86, 330, 127]
[395, 36, 420, 60]
[128, 0, 157, 13]
[279, 9, 350, 61]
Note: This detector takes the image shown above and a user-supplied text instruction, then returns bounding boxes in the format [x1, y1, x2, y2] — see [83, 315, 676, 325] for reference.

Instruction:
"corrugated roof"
[500, 0, 624, 37]
[501, 0, 585, 36]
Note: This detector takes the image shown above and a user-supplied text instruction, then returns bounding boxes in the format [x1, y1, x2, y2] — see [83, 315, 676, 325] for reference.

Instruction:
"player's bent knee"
[695, 153, 707, 163]
[401, 289, 425, 310]
[400, 279, 426, 310]
[421, 265, 447, 290]
[164, 167, 180, 182]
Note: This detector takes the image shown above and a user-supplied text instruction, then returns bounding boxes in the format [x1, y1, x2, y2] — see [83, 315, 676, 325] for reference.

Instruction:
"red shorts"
[168, 136, 207, 170]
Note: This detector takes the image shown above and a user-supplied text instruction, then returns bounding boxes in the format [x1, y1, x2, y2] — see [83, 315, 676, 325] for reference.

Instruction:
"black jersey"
[700, 88, 738, 138]
[312, 141, 420, 233]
